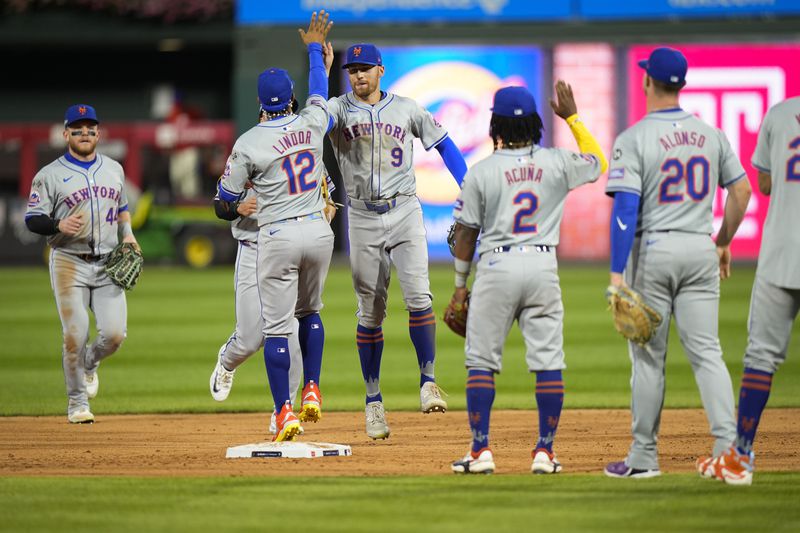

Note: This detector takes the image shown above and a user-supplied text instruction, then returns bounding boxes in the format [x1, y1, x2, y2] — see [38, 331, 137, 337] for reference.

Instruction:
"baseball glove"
[442, 291, 470, 337]
[605, 285, 662, 346]
[105, 242, 143, 290]
[446, 223, 457, 257]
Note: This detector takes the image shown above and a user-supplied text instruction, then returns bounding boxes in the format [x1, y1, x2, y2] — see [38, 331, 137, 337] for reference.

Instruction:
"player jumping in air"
[322, 42, 468, 439]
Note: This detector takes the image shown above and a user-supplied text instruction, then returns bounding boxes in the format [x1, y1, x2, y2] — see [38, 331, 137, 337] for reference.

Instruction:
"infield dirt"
[1, 409, 797, 476]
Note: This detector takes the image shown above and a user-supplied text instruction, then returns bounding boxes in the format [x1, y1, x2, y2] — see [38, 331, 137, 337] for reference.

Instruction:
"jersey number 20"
[659, 156, 710, 203]
[282, 150, 317, 195]
[513, 191, 539, 234]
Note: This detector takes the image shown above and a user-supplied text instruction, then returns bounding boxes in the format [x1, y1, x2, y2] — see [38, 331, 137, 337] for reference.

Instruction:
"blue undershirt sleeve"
[610, 191, 641, 274]
[435, 136, 467, 186]
[307, 43, 327, 99]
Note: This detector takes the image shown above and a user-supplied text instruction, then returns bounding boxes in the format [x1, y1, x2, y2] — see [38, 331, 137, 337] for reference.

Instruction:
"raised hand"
[323, 41, 334, 75]
[298, 10, 333, 47]
[549, 80, 578, 120]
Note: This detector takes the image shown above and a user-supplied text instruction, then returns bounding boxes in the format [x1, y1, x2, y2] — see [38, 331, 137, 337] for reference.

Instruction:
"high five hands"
[299, 10, 333, 47]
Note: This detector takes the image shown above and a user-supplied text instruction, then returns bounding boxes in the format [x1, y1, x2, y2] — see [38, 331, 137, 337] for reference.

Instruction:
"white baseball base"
[226, 441, 352, 459]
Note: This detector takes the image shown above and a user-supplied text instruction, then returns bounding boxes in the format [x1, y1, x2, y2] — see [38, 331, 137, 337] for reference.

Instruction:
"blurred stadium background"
[2, 0, 798, 267]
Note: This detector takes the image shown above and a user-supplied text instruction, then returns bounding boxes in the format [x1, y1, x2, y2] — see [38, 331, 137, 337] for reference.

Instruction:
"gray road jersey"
[231, 188, 258, 242]
[26, 154, 129, 255]
[454, 146, 601, 255]
[606, 109, 746, 234]
[220, 95, 328, 225]
[327, 91, 448, 200]
[752, 96, 800, 288]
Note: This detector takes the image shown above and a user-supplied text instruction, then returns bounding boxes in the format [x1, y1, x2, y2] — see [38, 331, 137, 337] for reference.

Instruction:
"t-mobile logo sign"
[680, 67, 787, 240]
[681, 67, 785, 158]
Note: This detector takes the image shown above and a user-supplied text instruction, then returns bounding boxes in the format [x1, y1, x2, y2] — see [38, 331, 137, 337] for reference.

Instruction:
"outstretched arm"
[299, 10, 333, 99]
[550, 80, 608, 173]
[435, 137, 467, 186]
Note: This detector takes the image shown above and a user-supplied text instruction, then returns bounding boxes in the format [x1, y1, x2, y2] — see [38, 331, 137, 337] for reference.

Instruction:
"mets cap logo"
[353, 46, 362, 56]
[78, 106, 88, 116]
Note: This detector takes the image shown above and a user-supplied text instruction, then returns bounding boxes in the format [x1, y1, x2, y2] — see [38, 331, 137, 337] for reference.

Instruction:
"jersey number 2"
[282, 150, 317, 195]
[788, 137, 800, 182]
[659, 156, 710, 203]
[513, 191, 539, 234]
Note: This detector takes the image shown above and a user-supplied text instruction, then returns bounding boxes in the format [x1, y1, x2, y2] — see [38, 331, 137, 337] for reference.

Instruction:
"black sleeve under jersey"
[26, 214, 60, 235]
[214, 198, 240, 221]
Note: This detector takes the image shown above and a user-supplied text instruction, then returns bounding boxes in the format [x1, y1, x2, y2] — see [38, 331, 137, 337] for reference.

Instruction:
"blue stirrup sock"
[357, 324, 384, 404]
[466, 369, 495, 454]
[263, 336, 291, 409]
[409, 307, 436, 387]
[736, 367, 773, 455]
[298, 313, 324, 386]
[535, 370, 565, 453]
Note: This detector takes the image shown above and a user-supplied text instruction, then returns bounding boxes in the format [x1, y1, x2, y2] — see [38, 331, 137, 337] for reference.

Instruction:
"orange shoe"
[696, 446, 754, 486]
[299, 381, 322, 423]
[273, 402, 302, 442]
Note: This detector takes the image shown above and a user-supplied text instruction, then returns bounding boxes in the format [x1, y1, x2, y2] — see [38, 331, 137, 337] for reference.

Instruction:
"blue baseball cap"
[638, 47, 688, 87]
[342, 43, 382, 69]
[64, 104, 99, 127]
[258, 68, 294, 112]
[491, 86, 537, 118]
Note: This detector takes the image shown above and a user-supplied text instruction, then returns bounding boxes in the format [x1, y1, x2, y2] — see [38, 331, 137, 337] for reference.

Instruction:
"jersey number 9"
[282, 150, 317, 195]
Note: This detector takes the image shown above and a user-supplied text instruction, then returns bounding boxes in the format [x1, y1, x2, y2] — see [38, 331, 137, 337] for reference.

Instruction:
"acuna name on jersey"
[505, 164, 543, 186]
[62, 186, 122, 209]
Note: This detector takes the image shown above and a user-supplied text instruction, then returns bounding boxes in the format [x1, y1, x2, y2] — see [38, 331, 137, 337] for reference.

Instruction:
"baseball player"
[697, 96, 800, 486]
[210, 110, 338, 434]
[25, 104, 139, 424]
[603, 47, 752, 479]
[448, 84, 607, 474]
[216, 10, 334, 441]
[323, 42, 468, 439]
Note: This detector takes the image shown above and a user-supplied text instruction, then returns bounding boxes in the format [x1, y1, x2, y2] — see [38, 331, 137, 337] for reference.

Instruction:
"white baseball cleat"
[420, 381, 447, 413]
[452, 449, 495, 474]
[85, 371, 99, 399]
[209, 358, 235, 402]
[365, 401, 390, 440]
[532, 448, 563, 474]
[68, 408, 95, 424]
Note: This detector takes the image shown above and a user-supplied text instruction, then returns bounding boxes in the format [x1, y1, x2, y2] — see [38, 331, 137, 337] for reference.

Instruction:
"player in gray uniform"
[697, 96, 800, 486]
[210, 185, 302, 432]
[210, 126, 338, 434]
[603, 48, 752, 479]
[324, 42, 468, 439]
[25, 104, 139, 424]
[217, 11, 334, 442]
[448, 84, 607, 474]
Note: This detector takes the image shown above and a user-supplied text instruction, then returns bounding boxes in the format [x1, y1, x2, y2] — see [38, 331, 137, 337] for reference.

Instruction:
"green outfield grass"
[0, 262, 798, 416]
[2, 263, 799, 533]
[1, 474, 799, 532]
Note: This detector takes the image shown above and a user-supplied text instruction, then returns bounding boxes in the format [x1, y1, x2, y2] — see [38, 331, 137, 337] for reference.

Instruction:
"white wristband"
[454, 258, 471, 288]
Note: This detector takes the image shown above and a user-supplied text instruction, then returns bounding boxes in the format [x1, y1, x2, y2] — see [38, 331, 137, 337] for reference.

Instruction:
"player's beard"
[352, 77, 379, 100]
[69, 137, 98, 158]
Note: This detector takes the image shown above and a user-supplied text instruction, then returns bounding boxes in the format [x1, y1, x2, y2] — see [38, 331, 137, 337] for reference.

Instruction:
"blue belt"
[270, 212, 323, 225]
[485, 245, 553, 255]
